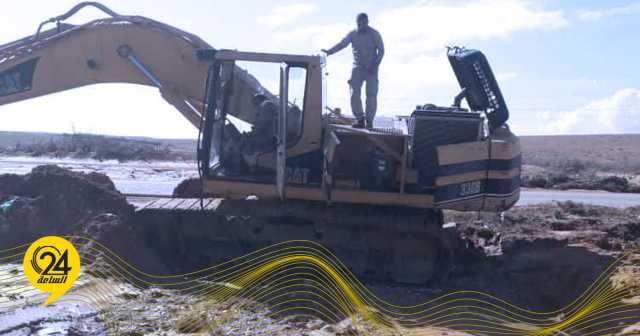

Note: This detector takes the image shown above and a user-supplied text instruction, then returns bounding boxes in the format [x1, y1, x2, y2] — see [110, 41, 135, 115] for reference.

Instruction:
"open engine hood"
[447, 47, 509, 130]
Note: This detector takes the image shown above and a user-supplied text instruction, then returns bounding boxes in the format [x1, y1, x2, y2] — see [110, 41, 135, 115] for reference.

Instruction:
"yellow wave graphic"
[1, 238, 639, 335]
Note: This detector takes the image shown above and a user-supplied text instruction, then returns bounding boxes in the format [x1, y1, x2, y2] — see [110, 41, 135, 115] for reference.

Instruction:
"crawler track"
[127, 196, 449, 284]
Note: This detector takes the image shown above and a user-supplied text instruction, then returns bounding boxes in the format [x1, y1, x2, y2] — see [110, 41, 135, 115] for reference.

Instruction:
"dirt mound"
[0, 165, 168, 273]
[172, 177, 202, 197]
[607, 222, 640, 242]
[0, 165, 133, 247]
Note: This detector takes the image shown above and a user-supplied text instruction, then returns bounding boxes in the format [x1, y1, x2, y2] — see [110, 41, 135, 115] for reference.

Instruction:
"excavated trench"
[0, 165, 632, 314]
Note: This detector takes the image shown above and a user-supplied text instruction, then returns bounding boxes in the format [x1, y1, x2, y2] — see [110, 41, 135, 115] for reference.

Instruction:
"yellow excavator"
[0, 2, 520, 283]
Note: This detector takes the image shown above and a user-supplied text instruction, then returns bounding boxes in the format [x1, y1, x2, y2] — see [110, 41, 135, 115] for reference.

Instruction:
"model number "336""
[459, 181, 482, 196]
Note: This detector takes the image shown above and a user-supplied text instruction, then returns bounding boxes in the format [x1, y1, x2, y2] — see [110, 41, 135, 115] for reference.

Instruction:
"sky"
[1, 0, 639, 138]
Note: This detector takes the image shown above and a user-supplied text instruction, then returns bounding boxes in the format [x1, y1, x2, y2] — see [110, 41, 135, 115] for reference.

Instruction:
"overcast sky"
[2, 0, 639, 138]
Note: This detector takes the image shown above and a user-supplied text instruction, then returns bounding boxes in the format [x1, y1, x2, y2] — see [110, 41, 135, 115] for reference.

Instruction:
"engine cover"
[409, 106, 483, 191]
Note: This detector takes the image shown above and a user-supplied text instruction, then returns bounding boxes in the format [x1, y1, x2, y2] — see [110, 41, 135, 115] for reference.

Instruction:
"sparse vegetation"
[0, 132, 195, 162]
[521, 134, 640, 193]
[521, 134, 640, 174]
[521, 166, 640, 193]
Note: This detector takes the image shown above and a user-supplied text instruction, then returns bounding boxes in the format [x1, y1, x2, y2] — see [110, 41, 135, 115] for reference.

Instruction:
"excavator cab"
[196, 50, 325, 196]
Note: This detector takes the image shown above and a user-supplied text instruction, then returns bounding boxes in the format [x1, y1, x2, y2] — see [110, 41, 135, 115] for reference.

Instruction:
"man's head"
[356, 13, 369, 33]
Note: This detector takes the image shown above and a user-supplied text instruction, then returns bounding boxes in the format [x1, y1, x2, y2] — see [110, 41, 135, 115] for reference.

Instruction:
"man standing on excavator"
[323, 13, 384, 129]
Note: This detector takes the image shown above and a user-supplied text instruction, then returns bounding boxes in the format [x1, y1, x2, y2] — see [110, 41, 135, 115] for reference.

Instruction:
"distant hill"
[521, 134, 640, 174]
[0, 131, 195, 150]
[0, 131, 196, 161]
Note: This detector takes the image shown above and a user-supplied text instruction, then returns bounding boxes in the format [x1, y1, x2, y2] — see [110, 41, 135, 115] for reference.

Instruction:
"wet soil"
[0, 165, 132, 246]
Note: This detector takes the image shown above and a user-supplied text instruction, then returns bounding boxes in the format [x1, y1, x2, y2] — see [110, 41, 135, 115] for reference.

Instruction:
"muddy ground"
[1, 165, 639, 335]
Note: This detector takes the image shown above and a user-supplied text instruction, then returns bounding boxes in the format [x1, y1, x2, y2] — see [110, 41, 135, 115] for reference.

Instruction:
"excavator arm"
[0, 2, 267, 128]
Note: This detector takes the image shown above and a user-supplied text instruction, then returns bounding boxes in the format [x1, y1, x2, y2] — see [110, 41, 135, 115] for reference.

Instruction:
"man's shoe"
[352, 119, 365, 128]
[365, 120, 374, 130]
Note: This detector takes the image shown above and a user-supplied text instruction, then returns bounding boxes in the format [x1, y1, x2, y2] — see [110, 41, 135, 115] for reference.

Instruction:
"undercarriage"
[134, 198, 448, 284]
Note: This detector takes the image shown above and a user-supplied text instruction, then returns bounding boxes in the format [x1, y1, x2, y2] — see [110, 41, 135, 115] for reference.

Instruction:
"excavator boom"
[0, 2, 267, 128]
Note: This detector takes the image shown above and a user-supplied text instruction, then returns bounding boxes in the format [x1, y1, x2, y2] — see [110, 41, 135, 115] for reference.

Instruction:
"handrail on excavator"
[35, 2, 120, 40]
